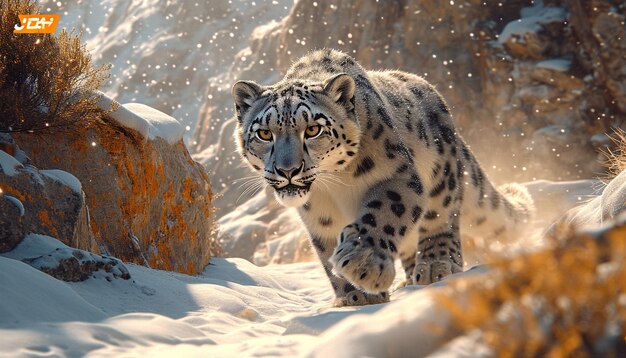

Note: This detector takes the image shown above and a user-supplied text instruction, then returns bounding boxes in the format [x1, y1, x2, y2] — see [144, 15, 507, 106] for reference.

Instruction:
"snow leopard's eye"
[256, 129, 273, 142]
[304, 125, 323, 139]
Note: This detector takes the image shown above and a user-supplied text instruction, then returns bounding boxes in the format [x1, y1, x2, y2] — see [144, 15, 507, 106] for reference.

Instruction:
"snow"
[3, 233, 76, 262]
[0, 257, 105, 325]
[2, 234, 129, 282]
[96, 91, 184, 145]
[0, 176, 618, 356]
[0, 257, 326, 356]
[0, 251, 485, 357]
[0, 149, 24, 176]
[591, 133, 611, 147]
[4, 195, 25, 216]
[40, 169, 83, 194]
[309, 288, 447, 357]
[557, 170, 626, 230]
[218, 187, 310, 265]
[499, 2, 567, 44]
[536, 58, 572, 72]
[123, 103, 185, 144]
[523, 179, 602, 228]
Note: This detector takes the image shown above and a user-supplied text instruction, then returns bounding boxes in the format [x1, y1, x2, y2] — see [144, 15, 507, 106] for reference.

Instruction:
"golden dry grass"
[604, 129, 626, 179]
[0, 0, 110, 133]
[440, 214, 626, 356]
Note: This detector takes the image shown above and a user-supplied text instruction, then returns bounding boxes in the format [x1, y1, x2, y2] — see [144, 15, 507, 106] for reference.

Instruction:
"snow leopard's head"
[232, 73, 360, 207]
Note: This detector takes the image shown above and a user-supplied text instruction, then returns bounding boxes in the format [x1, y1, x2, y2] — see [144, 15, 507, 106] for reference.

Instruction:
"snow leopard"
[232, 49, 534, 306]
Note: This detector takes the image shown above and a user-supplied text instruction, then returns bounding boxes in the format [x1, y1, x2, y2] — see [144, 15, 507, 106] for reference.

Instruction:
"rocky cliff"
[195, 0, 624, 182]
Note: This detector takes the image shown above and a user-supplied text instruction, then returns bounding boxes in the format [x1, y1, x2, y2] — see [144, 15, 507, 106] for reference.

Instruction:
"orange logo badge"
[13, 14, 60, 34]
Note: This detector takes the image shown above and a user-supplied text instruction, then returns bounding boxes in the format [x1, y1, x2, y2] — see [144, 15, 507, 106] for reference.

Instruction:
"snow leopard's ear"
[232, 80, 264, 122]
[323, 73, 355, 111]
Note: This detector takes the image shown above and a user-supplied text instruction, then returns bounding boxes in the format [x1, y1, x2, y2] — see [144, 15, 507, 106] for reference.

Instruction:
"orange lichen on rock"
[0, 150, 93, 253]
[0, 142, 16, 156]
[2, 184, 29, 203]
[37, 210, 59, 238]
[182, 177, 194, 203]
[68, 130, 90, 155]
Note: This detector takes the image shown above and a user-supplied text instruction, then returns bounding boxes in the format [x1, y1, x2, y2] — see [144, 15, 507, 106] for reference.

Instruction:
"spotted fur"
[232, 49, 534, 306]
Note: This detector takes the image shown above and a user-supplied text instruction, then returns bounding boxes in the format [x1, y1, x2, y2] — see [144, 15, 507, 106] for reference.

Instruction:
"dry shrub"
[0, 0, 110, 133]
[604, 129, 626, 179]
[440, 216, 626, 357]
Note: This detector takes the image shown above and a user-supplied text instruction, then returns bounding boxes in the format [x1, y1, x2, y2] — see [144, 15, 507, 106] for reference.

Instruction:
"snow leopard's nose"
[273, 161, 304, 180]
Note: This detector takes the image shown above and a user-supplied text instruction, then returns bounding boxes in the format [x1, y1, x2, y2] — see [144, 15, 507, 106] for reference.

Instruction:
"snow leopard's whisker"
[236, 174, 268, 187]
[237, 181, 260, 201]
[236, 181, 264, 199]
[234, 175, 264, 184]
[316, 175, 342, 188]
[314, 177, 332, 191]
[236, 184, 264, 205]
[247, 184, 265, 200]
[237, 178, 263, 190]
[241, 178, 264, 193]
[236, 179, 265, 204]
[317, 173, 353, 187]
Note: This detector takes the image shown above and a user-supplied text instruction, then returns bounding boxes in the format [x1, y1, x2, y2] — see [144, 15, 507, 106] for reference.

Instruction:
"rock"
[194, 0, 625, 185]
[590, 133, 611, 149]
[567, 0, 626, 112]
[549, 168, 626, 234]
[499, 5, 568, 60]
[13, 100, 218, 274]
[0, 135, 95, 254]
[2, 233, 130, 282]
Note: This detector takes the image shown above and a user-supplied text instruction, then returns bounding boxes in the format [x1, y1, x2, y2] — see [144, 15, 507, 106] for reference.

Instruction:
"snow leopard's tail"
[459, 166, 535, 248]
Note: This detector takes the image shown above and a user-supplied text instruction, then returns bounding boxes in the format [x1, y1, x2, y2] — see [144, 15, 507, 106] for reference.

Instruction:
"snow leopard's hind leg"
[412, 159, 465, 285]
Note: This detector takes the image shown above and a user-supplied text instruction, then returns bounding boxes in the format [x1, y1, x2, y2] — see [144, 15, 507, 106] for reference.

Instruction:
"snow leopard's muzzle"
[270, 160, 314, 207]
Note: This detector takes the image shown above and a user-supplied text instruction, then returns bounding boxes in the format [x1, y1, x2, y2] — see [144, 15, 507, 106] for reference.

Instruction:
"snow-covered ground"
[0, 254, 467, 357]
[1, 177, 613, 357]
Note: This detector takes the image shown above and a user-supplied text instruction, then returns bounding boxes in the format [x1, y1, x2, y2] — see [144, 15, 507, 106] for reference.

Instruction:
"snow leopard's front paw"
[412, 259, 462, 285]
[333, 290, 389, 307]
[329, 224, 395, 293]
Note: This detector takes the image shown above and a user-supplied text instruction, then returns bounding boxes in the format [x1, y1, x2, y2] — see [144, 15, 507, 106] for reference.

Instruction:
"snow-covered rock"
[0, 136, 94, 254]
[12, 105, 219, 274]
[499, 3, 567, 57]
[552, 169, 626, 230]
[2, 233, 130, 282]
[96, 91, 184, 145]
[0, 149, 22, 176]
[523, 178, 603, 229]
